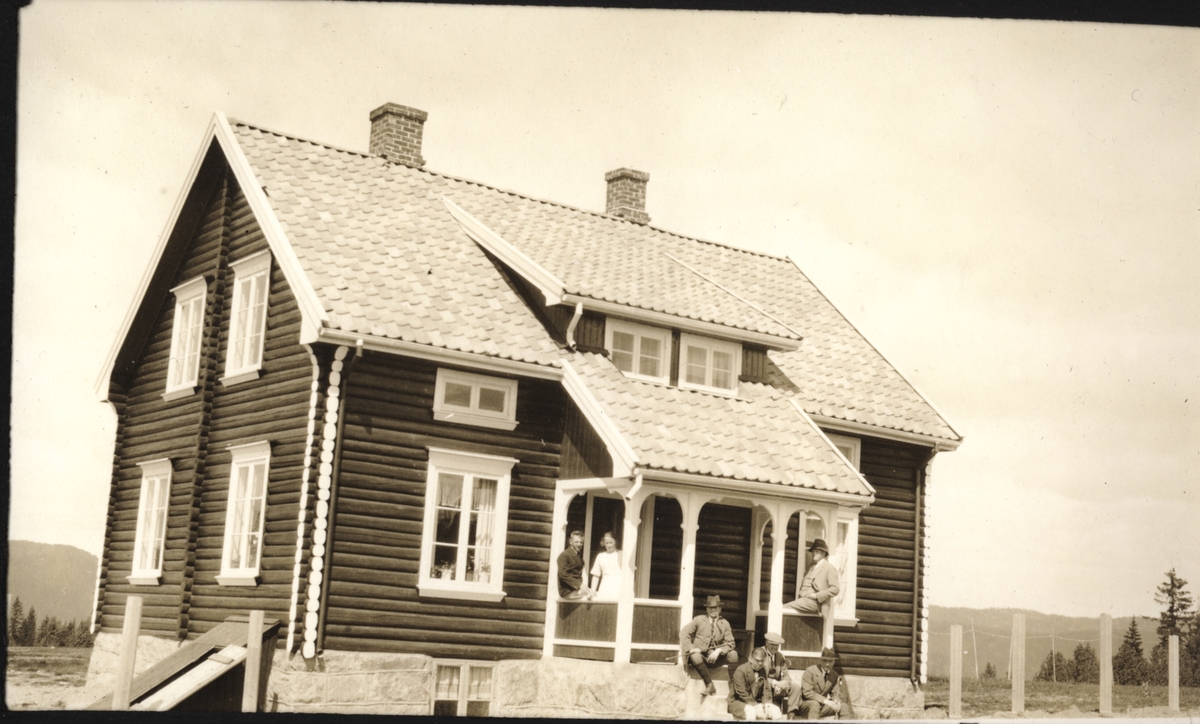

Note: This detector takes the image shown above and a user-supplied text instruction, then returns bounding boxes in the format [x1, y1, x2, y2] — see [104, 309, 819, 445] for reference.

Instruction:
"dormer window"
[605, 319, 670, 384]
[434, 369, 518, 431]
[679, 333, 741, 394]
[222, 250, 271, 386]
[163, 277, 207, 400]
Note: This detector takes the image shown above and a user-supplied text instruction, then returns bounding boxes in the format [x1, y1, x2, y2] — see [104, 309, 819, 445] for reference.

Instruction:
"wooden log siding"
[321, 353, 564, 660]
[832, 436, 929, 678]
[97, 169, 315, 643]
[692, 504, 752, 630]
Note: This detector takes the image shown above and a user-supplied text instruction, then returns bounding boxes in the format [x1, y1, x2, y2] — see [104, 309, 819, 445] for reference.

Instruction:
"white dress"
[590, 550, 622, 599]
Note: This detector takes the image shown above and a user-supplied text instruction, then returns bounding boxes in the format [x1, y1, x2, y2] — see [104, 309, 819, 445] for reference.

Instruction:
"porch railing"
[553, 599, 683, 664]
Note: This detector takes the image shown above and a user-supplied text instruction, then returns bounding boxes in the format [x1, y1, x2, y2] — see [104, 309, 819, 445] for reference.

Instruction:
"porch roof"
[568, 352, 873, 497]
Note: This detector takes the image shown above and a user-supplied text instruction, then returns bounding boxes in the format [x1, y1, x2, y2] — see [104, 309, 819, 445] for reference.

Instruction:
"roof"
[568, 352, 873, 495]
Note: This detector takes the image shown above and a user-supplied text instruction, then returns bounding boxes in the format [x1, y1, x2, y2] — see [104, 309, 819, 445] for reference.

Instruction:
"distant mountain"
[6, 541, 99, 624]
[928, 606, 1158, 681]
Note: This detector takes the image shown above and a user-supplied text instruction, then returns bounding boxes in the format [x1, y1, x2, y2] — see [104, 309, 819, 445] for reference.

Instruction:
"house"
[88, 102, 961, 716]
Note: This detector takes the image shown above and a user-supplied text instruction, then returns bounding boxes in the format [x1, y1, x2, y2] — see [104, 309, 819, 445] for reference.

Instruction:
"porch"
[542, 475, 864, 665]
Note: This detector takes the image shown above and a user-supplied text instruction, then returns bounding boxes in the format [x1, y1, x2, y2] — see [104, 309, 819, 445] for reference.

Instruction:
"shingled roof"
[227, 118, 958, 447]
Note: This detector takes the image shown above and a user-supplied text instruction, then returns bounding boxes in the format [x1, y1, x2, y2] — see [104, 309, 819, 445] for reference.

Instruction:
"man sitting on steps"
[729, 647, 786, 720]
[680, 595, 739, 697]
[798, 647, 842, 720]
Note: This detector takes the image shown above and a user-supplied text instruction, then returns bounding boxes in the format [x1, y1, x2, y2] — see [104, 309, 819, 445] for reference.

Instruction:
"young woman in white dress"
[590, 532, 622, 600]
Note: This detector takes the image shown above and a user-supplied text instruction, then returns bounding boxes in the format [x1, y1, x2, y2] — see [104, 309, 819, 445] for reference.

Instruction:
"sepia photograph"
[8, 1, 1198, 717]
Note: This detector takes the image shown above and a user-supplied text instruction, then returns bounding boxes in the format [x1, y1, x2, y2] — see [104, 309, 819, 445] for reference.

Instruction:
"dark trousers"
[797, 700, 838, 719]
[687, 650, 740, 686]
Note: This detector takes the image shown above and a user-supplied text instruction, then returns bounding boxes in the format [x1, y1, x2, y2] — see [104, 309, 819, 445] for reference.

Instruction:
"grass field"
[5, 647, 93, 710]
[923, 676, 1200, 717]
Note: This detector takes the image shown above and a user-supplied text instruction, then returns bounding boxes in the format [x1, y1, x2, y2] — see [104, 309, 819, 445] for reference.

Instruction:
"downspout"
[565, 302, 583, 350]
[911, 446, 938, 685]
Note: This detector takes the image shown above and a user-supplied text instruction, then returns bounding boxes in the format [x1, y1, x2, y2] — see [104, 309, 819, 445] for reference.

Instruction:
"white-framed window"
[128, 459, 172, 585]
[418, 447, 516, 602]
[164, 277, 207, 400]
[826, 433, 862, 471]
[222, 250, 271, 386]
[217, 441, 271, 586]
[679, 332, 741, 394]
[605, 318, 670, 384]
[433, 369, 519, 431]
[432, 661, 494, 716]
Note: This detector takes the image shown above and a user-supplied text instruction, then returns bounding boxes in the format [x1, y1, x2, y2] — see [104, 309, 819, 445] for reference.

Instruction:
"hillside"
[6, 541, 98, 624]
[928, 606, 1159, 681]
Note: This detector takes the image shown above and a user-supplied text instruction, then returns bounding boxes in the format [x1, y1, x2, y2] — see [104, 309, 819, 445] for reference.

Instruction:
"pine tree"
[20, 606, 38, 647]
[1150, 569, 1196, 685]
[1035, 651, 1070, 682]
[61, 620, 77, 648]
[9, 596, 25, 646]
[1071, 642, 1099, 684]
[983, 662, 997, 679]
[1113, 618, 1149, 685]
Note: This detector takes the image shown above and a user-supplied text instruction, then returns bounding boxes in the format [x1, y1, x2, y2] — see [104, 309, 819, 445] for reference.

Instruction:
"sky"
[11, 1, 1199, 619]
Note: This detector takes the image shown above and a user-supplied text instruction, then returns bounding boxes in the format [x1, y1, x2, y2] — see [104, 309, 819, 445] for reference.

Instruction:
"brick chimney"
[605, 168, 650, 224]
[369, 103, 428, 167]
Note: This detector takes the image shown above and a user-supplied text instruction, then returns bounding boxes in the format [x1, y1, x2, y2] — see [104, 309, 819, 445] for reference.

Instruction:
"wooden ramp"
[87, 615, 280, 711]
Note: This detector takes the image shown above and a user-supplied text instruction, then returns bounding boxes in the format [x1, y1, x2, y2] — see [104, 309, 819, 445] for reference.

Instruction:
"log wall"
[321, 353, 564, 660]
[96, 168, 316, 642]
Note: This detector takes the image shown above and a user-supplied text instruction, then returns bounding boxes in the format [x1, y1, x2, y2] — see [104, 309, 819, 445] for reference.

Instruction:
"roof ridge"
[232, 120, 793, 264]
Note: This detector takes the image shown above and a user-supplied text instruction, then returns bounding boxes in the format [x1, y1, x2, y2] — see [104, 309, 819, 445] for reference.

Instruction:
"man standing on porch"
[557, 530, 593, 599]
[784, 539, 840, 618]
[680, 595, 739, 697]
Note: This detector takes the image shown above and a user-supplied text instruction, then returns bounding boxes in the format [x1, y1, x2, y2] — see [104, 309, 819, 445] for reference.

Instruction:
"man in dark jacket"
[680, 595, 739, 696]
[729, 647, 785, 720]
[798, 647, 841, 719]
[556, 530, 592, 599]
[763, 631, 802, 716]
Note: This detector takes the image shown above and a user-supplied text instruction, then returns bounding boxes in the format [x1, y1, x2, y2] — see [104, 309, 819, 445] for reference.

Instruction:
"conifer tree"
[20, 606, 38, 647]
[9, 596, 25, 646]
[983, 662, 997, 679]
[1113, 618, 1149, 685]
[1150, 569, 1196, 685]
[1035, 651, 1070, 682]
[1071, 642, 1099, 684]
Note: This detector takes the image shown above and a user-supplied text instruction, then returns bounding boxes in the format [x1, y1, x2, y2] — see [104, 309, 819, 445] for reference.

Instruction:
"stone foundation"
[79, 636, 922, 718]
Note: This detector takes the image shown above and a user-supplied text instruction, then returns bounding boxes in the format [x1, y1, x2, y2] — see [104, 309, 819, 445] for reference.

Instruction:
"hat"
[705, 595, 723, 608]
[808, 538, 830, 555]
[764, 632, 785, 646]
[819, 647, 837, 661]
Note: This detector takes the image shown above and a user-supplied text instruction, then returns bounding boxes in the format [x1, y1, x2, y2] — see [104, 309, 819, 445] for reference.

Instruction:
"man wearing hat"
[798, 647, 842, 719]
[680, 595, 739, 696]
[763, 632, 803, 716]
[729, 647, 786, 720]
[785, 538, 840, 619]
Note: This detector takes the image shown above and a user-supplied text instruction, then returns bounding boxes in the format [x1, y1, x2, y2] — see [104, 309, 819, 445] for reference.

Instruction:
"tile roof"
[569, 353, 872, 496]
[229, 120, 959, 444]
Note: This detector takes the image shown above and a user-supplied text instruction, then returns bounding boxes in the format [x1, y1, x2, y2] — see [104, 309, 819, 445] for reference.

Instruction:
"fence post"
[950, 624, 963, 718]
[112, 595, 143, 710]
[1169, 634, 1179, 712]
[1099, 613, 1112, 715]
[1011, 613, 1025, 713]
[242, 610, 265, 713]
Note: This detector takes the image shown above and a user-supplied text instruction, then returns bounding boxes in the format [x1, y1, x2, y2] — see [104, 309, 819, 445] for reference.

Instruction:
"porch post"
[766, 502, 787, 635]
[543, 485, 575, 658]
[614, 486, 650, 664]
[818, 507, 837, 649]
[677, 492, 702, 648]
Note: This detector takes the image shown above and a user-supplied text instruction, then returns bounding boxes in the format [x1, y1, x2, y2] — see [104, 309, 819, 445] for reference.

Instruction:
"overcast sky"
[12, 1, 1198, 619]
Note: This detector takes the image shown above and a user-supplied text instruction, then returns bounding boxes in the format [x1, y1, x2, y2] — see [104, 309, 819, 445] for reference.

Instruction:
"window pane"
[477, 387, 506, 413]
[469, 478, 497, 582]
[435, 665, 461, 699]
[685, 346, 707, 385]
[466, 701, 490, 716]
[444, 382, 472, 408]
[433, 700, 459, 717]
[468, 666, 492, 700]
[712, 350, 733, 389]
[638, 336, 661, 377]
[611, 331, 635, 372]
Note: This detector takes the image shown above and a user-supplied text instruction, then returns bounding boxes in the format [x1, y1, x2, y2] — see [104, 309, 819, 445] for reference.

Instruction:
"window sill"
[162, 386, 198, 402]
[220, 369, 262, 388]
[215, 574, 260, 587]
[126, 574, 162, 586]
[432, 410, 517, 431]
[615, 371, 671, 386]
[418, 582, 506, 602]
[835, 617, 859, 628]
[677, 381, 740, 397]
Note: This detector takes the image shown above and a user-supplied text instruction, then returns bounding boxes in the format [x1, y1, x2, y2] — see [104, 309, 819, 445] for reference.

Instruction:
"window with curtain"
[679, 332, 741, 394]
[605, 318, 671, 384]
[223, 250, 271, 383]
[433, 662, 493, 716]
[164, 276, 206, 398]
[419, 447, 516, 601]
[218, 441, 271, 585]
[129, 459, 172, 584]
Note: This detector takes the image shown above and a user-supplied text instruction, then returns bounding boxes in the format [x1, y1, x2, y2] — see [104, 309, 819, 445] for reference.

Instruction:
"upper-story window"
[605, 319, 670, 384]
[223, 251, 271, 385]
[128, 459, 172, 585]
[679, 333, 741, 394]
[418, 447, 516, 602]
[217, 441, 271, 586]
[826, 433, 861, 470]
[164, 277, 207, 399]
[433, 369, 518, 431]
